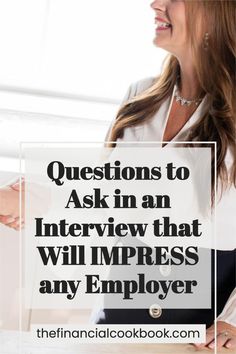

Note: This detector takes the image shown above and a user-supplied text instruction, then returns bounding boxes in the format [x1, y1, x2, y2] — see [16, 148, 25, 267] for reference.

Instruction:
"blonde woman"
[95, 0, 236, 350]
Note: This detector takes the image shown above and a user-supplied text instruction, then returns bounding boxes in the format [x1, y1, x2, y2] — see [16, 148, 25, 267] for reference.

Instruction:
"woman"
[95, 0, 236, 350]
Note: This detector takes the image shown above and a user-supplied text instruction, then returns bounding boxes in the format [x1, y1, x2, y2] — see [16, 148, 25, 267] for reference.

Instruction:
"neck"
[177, 61, 201, 99]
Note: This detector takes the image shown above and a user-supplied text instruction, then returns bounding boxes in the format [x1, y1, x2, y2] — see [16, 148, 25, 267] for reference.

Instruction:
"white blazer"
[106, 77, 236, 326]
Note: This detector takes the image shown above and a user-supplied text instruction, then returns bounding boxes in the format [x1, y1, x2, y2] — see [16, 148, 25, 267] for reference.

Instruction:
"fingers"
[193, 326, 236, 351]
[11, 180, 25, 192]
[11, 217, 25, 230]
[205, 329, 215, 347]
[0, 215, 24, 230]
[0, 215, 15, 225]
[225, 338, 236, 349]
[193, 330, 214, 349]
[6, 217, 22, 231]
[208, 332, 229, 350]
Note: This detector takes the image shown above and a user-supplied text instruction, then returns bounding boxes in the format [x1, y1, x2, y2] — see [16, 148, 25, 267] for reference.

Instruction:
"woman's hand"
[0, 180, 25, 230]
[194, 321, 236, 350]
[0, 215, 23, 230]
[0, 186, 20, 217]
[10, 179, 25, 192]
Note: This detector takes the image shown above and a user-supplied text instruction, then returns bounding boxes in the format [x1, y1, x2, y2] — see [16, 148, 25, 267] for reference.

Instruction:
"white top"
[106, 77, 236, 326]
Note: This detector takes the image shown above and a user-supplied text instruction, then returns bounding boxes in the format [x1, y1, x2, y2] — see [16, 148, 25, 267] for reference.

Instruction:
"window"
[0, 0, 166, 165]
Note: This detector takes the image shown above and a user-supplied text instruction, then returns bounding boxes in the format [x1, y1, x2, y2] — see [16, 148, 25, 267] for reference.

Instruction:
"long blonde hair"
[108, 0, 236, 191]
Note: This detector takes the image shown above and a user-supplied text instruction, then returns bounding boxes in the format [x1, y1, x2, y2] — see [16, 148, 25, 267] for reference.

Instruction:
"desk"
[1, 332, 236, 354]
[69, 343, 236, 354]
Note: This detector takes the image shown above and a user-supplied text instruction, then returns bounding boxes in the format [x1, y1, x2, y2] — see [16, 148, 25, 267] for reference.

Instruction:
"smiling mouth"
[155, 18, 172, 31]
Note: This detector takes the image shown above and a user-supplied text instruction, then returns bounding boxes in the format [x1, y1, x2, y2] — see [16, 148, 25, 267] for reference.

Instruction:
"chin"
[153, 37, 168, 50]
[153, 37, 177, 55]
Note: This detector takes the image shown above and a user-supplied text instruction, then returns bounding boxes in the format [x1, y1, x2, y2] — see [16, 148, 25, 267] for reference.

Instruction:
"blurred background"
[0, 0, 166, 171]
[0, 0, 166, 331]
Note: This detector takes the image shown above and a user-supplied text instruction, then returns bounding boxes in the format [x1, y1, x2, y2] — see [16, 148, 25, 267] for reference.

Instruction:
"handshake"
[0, 180, 25, 231]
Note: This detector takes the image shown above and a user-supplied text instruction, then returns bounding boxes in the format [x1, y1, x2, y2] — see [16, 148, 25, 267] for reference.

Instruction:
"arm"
[217, 287, 236, 326]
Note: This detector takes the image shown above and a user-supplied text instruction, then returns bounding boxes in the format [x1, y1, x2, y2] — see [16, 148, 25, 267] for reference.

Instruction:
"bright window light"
[0, 0, 166, 101]
[0, 0, 168, 166]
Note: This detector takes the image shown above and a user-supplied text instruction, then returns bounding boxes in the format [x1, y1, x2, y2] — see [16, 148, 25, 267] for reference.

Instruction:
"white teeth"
[156, 21, 171, 28]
